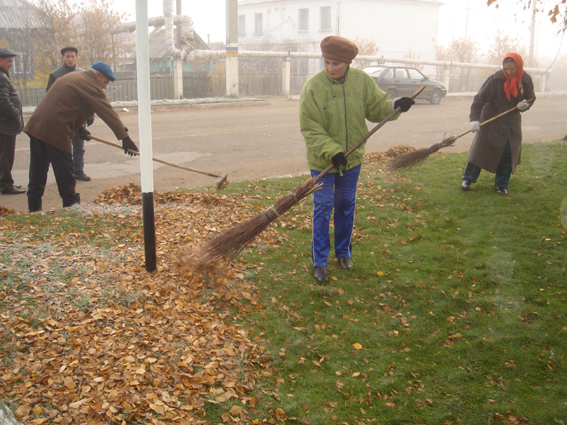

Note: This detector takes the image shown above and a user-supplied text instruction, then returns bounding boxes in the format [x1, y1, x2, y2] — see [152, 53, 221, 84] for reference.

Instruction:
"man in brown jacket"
[24, 61, 138, 212]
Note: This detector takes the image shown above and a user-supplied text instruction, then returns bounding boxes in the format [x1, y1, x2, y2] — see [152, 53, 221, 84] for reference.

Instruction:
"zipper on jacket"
[342, 83, 348, 150]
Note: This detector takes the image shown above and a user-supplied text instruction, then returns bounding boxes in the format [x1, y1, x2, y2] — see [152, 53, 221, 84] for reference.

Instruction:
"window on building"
[320, 6, 331, 30]
[299, 8, 309, 31]
[238, 15, 246, 35]
[254, 13, 263, 34]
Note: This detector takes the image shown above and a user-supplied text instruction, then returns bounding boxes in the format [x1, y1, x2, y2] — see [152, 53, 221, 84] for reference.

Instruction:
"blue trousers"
[310, 164, 361, 267]
[463, 142, 512, 189]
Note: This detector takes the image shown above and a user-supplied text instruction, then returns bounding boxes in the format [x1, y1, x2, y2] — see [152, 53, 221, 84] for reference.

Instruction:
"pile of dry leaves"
[0, 149, 410, 424]
[0, 186, 280, 425]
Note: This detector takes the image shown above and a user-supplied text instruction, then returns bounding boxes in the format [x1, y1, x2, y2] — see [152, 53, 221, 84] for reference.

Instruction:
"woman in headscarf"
[461, 52, 535, 195]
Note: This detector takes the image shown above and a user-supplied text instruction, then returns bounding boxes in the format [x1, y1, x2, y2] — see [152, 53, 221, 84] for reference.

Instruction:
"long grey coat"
[467, 70, 535, 173]
[24, 70, 128, 153]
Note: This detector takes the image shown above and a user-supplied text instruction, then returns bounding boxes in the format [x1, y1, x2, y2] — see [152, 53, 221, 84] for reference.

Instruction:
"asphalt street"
[3, 94, 566, 213]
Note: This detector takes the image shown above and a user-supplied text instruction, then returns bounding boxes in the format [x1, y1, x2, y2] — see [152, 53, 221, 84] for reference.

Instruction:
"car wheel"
[429, 89, 442, 105]
[386, 88, 398, 100]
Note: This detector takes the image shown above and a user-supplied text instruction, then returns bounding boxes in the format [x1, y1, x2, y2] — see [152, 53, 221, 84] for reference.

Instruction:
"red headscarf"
[503, 52, 524, 101]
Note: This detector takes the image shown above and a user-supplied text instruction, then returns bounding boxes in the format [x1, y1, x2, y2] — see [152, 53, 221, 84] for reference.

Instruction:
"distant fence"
[16, 52, 555, 107]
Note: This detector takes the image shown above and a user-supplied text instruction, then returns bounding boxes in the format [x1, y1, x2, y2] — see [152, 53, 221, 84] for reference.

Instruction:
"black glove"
[77, 126, 91, 141]
[393, 97, 415, 112]
[86, 115, 95, 126]
[122, 136, 139, 156]
[332, 152, 347, 168]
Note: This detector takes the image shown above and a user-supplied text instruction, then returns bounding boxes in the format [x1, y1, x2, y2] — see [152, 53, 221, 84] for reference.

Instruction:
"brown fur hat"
[320, 36, 358, 64]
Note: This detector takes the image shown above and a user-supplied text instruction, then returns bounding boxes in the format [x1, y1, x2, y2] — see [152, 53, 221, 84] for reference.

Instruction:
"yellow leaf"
[352, 343, 362, 350]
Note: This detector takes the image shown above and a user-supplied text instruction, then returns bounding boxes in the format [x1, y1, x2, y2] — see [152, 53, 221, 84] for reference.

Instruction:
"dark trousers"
[72, 132, 85, 174]
[463, 143, 513, 189]
[28, 137, 80, 212]
[310, 164, 361, 267]
[0, 133, 16, 192]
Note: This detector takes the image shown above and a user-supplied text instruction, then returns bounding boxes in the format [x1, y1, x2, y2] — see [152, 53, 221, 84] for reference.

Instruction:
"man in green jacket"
[300, 36, 414, 283]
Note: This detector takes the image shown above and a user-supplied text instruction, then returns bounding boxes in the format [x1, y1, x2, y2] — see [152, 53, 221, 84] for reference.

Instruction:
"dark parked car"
[364, 65, 448, 105]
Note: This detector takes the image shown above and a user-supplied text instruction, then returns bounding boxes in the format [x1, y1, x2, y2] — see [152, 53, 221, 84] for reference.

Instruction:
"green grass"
[1, 141, 566, 425]
[222, 140, 567, 424]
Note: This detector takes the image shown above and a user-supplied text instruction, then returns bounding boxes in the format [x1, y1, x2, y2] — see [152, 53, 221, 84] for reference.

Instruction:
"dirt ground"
[2, 94, 566, 213]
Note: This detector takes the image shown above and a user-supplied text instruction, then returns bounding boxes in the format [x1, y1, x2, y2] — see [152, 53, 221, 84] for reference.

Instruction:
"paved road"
[3, 94, 566, 213]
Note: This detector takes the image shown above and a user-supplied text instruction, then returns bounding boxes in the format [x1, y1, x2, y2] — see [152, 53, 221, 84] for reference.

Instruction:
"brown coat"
[24, 70, 128, 153]
[467, 70, 535, 174]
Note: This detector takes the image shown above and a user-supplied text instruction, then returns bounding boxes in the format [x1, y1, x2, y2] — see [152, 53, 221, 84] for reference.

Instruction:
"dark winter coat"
[46, 64, 84, 91]
[24, 70, 128, 153]
[467, 69, 535, 174]
[0, 69, 23, 136]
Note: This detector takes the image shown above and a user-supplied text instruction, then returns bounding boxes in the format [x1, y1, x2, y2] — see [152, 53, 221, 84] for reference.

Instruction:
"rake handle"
[89, 135, 223, 178]
[313, 84, 427, 184]
[451, 97, 536, 141]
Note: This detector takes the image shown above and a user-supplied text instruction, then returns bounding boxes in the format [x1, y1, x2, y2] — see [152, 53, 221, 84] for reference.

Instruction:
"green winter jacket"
[299, 66, 395, 172]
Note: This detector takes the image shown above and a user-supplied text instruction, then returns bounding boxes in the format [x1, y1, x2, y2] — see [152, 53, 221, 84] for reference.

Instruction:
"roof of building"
[0, 0, 41, 29]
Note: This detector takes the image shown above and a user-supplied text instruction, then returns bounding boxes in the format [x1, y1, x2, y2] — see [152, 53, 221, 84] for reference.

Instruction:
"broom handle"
[313, 84, 427, 184]
[89, 135, 223, 178]
[451, 97, 536, 140]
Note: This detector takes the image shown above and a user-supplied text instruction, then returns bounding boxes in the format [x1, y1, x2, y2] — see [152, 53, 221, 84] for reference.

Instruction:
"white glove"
[517, 100, 530, 111]
[471, 121, 480, 133]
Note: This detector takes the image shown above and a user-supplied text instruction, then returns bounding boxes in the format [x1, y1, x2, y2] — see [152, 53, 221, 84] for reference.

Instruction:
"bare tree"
[351, 37, 379, 69]
[27, 0, 79, 82]
[488, 0, 567, 33]
[404, 49, 423, 71]
[75, 0, 129, 69]
[486, 28, 537, 67]
[435, 38, 480, 91]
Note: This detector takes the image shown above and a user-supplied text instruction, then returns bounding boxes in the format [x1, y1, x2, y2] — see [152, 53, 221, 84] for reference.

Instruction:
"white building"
[237, 0, 443, 60]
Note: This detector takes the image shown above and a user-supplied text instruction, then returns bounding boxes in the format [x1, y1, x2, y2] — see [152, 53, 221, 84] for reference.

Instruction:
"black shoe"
[338, 257, 354, 269]
[1, 186, 25, 195]
[314, 267, 328, 283]
[74, 171, 91, 182]
[461, 179, 472, 191]
[495, 186, 508, 195]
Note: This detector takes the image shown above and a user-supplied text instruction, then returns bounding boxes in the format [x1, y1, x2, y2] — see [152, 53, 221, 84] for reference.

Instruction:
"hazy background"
[118, 0, 566, 66]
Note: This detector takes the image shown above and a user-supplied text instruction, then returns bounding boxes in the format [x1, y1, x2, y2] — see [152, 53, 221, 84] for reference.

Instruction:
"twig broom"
[183, 85, 426, 267]
[388, 99, 534, 170]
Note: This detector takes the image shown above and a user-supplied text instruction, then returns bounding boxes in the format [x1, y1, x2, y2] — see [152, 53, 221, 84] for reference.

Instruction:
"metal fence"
[16, 53, 554, 107]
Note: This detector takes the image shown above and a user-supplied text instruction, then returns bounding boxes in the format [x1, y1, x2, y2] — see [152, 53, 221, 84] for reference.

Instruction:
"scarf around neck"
[503, 52, 524, 101]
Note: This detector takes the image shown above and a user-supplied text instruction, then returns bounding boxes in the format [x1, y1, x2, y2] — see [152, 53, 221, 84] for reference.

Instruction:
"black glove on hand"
[77, 126, 91, 141]
[393, 97, 415, 112]
[122, 136, 139, 156]
[86, 115, 95, 126]
[332, 152, 347, 168]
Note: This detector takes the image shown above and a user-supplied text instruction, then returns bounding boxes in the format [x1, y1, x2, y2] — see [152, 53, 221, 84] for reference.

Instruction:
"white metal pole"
[135, 0, 156, 272]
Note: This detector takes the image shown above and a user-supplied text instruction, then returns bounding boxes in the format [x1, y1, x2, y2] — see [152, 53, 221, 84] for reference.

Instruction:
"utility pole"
[226, 0, 239, 96]
[529, 0, 537, 64]
[173, 0, 184, 99]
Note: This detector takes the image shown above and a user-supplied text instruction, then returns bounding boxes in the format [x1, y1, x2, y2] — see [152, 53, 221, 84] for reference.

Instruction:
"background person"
[0, 48, 25, 195]
[461, 52, 535, 195]
[300, 36, 414, 283]
[47, 46, 94, 182]
[24, 61, 138, 213]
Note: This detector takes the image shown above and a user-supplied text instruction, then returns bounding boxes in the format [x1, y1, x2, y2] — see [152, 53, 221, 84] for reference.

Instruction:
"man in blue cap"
[47, 47, 95, 182]
[24, 61, 138, 212]
[0, 47, 25, 195]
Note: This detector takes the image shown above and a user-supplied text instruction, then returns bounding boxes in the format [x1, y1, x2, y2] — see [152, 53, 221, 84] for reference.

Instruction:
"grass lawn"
[1, 141, 566, 425]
